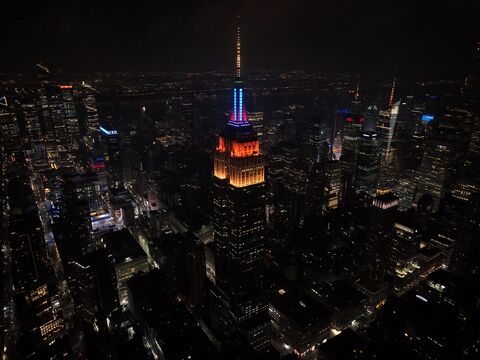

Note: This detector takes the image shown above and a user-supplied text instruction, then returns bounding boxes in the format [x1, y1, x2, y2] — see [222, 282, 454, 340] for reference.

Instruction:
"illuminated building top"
[214, 20, 264, 187]
[228, 19, 249, 128]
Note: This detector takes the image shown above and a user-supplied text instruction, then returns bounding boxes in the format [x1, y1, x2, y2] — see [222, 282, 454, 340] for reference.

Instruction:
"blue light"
[228, 121, 250, 128]
[100, 126, 118, 136]
[421, 114, 435, 122]
[239, 88, 243, 122]
[337, 108, 352, 115]
[233, 88, 237, 122]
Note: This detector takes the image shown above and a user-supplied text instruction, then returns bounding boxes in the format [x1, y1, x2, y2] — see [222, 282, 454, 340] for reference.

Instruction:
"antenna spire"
[355, 77, 360, 101]
[236, 17, 241, 78]
[388, 72, 397, 107]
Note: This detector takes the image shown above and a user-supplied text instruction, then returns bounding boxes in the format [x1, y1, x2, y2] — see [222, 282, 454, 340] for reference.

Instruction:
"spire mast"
[355, 77, 360, 101]
[236, 17, 241, 78]
[388, 73, 397, 107]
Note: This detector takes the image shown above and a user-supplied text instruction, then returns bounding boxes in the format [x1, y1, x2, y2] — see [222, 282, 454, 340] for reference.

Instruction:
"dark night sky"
[2, 0, 479, 77]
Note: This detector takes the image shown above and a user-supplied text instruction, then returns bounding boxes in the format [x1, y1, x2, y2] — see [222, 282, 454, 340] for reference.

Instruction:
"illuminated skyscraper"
[376, 100, 400, 190]
[83, 92, 99, 139]
[22, 102, 42, 141]
[210, 21, 269, 352]
[340, 113, 364, 181]
[49, 88, 68, 144]
[59, 85, 80, 146]
[324, 160, 342, 209]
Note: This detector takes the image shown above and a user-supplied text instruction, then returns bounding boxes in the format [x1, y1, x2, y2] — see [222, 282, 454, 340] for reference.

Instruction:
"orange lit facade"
[214, 133, 264, 187]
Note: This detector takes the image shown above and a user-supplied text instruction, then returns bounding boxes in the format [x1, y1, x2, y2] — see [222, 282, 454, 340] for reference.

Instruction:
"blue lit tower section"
[211, 21, 269, 352]
[228, 23, 249, 128]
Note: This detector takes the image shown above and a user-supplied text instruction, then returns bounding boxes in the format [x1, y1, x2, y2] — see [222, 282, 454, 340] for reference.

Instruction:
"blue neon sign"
[100, 126, 118, 136]
[421, 114, 435, 122]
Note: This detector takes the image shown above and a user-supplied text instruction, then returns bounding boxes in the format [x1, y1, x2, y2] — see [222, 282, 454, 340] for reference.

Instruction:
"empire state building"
[210, 21, 269, 352]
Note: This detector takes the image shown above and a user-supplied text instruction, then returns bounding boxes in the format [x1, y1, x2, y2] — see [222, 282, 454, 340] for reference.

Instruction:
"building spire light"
[388, 75, 396, 107]
[228, 17, 249, 127]
[236, 16, 241, 78]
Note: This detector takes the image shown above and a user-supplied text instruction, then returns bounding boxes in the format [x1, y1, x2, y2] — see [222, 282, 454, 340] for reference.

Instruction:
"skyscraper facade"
[376, 101, 400, 190]
[355, 131, 380, 192]
[210, 22, 269, 352]
[83, 92, 100, 140]
[59, 85, 80, 147]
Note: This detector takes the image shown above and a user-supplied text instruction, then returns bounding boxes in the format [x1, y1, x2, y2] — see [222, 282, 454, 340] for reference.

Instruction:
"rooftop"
[268, 288, 331, 328]
[103, 229, 146, 264]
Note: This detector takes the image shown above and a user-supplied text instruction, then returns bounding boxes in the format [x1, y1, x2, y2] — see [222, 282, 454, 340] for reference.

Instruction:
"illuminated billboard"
[421, 114, 435, 122]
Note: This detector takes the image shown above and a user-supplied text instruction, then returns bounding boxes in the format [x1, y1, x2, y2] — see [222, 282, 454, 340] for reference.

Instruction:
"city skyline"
[1, 4, 480, 360]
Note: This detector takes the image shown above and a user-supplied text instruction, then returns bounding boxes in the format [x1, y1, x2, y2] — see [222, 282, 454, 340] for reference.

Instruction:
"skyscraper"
[355, 131, 380, 192]
[340, 113, 364, 181]
[210, 21, 269, 352]
[59, 85, 80, 146]
[376, 100, 400, 190]
[100, 124, 123, 189]
[83, 91, 100, 140]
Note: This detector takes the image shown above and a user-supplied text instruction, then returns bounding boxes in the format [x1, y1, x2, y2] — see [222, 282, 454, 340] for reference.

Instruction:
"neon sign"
[421, 114, 435, 122]
[100, 126, 118, 136]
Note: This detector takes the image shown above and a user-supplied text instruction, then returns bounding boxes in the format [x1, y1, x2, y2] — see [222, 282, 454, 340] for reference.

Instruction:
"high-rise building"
[59, 85, 81, 147]
[340, 113, 364, 180]
[50, 90, 68, 144]
[83, 92, 100, 139]
[414, 113, 465, 211]
[69, 248, 120, 328]
[22, 102, 43, 141]
[210, 22, 269, 352]
[54, 175, 93, 264]
[465, 41, 480, 98]
[22, 102, 48, 167]
[415, 140, 456, 211]
[306, 160, 341, 214]
[100, 125, 123, 188]
[324, 160, 342, 210]
[359, 192, 399, 283]
[248, 111, 264, 140]
[376, 101, 400, 190]
[38, 84, 56, 141]
[355, 131, 380, 192]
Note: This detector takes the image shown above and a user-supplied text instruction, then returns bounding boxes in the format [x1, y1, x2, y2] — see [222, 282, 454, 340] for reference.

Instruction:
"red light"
[216, 136, 226, 152]
[346, 117, 353, 123]
[90, 163, 105, 170]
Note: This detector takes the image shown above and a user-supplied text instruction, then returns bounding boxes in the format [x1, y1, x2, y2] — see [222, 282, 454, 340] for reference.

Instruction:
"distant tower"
[388, 75, 396, 108]
[465, 41, 480, 98]
[83, 89, 99, 140]
[355, 131, 381, 192]
[59, 85, 80, 146]
[352, 76, 361, 112]
[210, 20, 269, 352]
